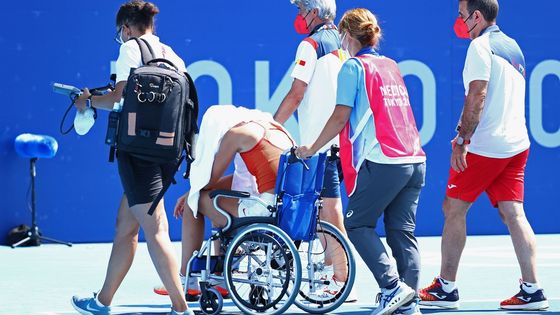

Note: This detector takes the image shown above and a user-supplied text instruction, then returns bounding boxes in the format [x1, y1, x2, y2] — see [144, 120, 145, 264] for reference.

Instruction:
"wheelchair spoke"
[293, 222, 356, 313]
[225, 228, 298, 314]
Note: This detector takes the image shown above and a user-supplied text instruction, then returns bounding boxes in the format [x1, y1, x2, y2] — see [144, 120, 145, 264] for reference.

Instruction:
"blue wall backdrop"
[1, 1, 559, 245]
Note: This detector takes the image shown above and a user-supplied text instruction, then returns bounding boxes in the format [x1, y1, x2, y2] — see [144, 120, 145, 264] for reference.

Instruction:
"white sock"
[323, 265, 334, 275]
[94, 294, 106, 308]
[438, 277, 457, 293]
[187, 276, 200, 289]
[521, 281, 540, 294]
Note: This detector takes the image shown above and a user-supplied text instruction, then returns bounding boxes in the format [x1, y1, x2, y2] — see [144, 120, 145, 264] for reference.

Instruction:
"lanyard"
[310, 22, 337, 35]
[481, 24, 501, 35]
[356, 46, 380, 57]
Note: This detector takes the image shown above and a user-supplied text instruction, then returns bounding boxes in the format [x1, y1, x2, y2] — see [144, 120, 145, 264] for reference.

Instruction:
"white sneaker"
[169, 309, 195, 315]
[311, 274, 345, 300]
[312, 266, 357, 302]
[393, 299, 422, 315]
[371, 282, 415, 315]
[345, 289, 358, 303]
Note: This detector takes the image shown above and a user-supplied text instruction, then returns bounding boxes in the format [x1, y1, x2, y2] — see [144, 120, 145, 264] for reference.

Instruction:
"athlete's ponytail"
[338, 8, 382, 48]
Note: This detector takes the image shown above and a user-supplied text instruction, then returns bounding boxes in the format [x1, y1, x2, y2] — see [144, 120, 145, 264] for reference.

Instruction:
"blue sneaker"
[419, 277, 459, 309]
[372, 281, 415, 315]
[393, 298, 422, 315]
[71, 293, 110, 315]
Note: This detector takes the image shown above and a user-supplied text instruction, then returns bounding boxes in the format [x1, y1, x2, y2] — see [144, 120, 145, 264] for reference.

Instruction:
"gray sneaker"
[371, 282, 415, 315]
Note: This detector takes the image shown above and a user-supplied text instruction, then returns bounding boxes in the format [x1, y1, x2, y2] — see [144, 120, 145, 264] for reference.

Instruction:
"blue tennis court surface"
[2, 234, 558, 314]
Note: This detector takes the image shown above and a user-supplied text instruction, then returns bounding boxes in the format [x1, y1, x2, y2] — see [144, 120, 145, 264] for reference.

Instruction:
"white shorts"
[238, 193, 275, 218]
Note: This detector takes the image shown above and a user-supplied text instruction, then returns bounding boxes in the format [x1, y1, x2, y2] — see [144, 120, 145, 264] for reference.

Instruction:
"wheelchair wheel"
[199, 287, 223, 315]
[293, 221, 356, 313]
[224, 224, 302, 315]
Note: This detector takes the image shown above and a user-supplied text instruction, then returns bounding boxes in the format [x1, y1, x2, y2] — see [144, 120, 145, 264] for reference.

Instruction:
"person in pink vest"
[296, 8, 426, 315]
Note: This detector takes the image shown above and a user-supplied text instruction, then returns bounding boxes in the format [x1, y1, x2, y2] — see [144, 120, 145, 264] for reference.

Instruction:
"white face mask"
[341, 32, 352, 56]
[115, 26, 125, 45]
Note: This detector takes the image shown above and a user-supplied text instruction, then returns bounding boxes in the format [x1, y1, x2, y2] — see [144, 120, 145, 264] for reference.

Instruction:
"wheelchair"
[284, 146, 356, 314]
[185, 147, 355, 315]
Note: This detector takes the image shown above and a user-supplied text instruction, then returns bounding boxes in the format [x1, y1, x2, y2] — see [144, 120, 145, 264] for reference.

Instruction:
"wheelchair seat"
[223, 216, 276, 237]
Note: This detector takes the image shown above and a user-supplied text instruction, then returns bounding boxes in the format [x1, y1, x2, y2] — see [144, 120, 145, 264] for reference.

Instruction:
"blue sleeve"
[336, 59, 361, 108]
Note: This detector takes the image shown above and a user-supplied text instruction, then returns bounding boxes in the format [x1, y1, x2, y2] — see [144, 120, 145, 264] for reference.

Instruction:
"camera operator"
[70, 1, 192, 315]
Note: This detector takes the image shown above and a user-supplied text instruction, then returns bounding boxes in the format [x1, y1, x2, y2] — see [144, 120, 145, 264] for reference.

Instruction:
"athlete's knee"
[114, 223, 139, 244]
[344, 214, 376, 232]
[386, 228, 417, 250]
[498, 202, 526, 225]
[442, 197, 469, 220]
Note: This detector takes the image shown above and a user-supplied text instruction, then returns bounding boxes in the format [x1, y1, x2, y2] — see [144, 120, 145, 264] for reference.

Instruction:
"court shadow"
[117, 311, 203, 315]
[295, 307, 375, 315]
[421, 310, 504, 313]
[116, 308, 238, 315]
[421, 310, 555, 314]
[117, 312, 241, 315]
[118, 304, 170, 309]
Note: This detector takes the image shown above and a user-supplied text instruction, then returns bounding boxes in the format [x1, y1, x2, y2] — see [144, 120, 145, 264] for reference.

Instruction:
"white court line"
[420, 297, 560, 304]
[420, 262, 560, 268]
[41, 298, 560, 315]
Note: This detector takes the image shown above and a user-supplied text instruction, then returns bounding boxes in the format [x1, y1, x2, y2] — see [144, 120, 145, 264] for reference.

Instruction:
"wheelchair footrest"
[189, 255, 225, 274]
[189, 254, 244, 275]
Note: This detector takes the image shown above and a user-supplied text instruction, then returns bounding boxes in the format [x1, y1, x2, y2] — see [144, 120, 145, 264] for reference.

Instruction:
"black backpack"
[115, 38, 197, 164]
[107, 38, 199, 215]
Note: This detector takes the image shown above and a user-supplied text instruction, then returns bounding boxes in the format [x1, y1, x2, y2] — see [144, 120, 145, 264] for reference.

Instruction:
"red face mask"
[454, 12, 476, 39]
[294, 11, 312, 34]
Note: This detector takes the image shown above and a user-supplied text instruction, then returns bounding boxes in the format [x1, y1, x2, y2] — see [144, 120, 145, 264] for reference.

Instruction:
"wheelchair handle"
[330, 144, 340, 155]
[290, 147, 310, 170]
[328, 144, 340, 161]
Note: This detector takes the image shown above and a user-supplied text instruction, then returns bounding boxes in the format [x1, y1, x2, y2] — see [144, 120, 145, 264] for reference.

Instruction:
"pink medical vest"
[339, 55, 425, 196]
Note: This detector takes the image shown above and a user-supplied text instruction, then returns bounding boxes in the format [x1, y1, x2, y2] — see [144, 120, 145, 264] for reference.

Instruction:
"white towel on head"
[187, 105, 274, 217]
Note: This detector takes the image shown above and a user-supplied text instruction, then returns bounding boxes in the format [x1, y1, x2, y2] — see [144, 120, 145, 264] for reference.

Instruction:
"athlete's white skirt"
[237, 192, 275, 218]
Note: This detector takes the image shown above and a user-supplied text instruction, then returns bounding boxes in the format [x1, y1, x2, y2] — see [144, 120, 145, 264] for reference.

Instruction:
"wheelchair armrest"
[209, 189, 251, 199]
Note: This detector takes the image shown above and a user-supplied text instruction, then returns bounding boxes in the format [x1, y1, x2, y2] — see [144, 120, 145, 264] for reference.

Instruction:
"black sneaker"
[419, 277, 459, 309]
[500, 282, 549, 310]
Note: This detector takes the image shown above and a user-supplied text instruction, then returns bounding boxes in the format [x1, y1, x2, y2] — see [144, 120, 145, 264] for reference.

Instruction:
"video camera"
[53, 80, 115, 99]
[53, 75, 116, 135]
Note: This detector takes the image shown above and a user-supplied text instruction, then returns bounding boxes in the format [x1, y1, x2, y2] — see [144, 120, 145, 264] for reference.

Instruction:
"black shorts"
[117, 151, 176, 207]
[321, 158, 341, 198]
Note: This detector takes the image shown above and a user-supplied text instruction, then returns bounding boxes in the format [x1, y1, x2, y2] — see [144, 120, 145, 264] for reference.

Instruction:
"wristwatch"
[456, 136, 470, 146]
[86, 94, 93, 109]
